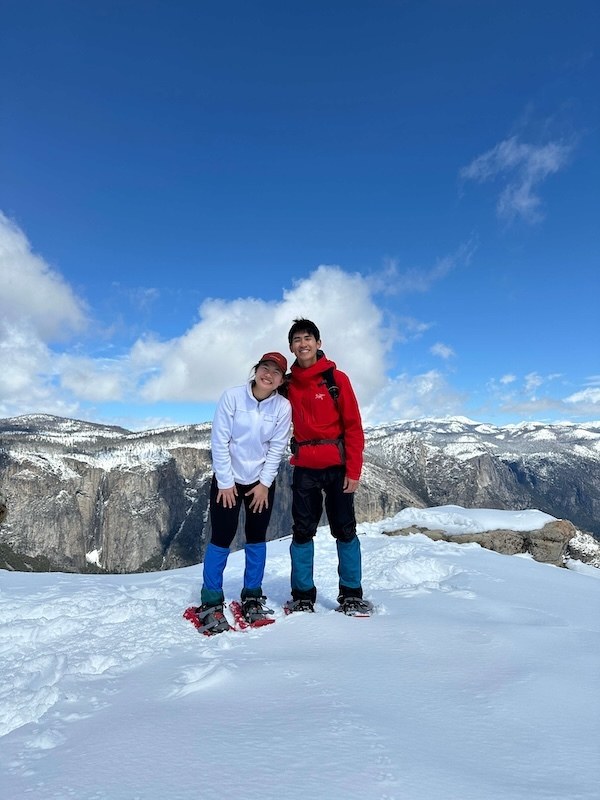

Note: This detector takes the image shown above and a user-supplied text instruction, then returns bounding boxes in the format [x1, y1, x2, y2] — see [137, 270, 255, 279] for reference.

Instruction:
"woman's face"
[255, 361, 284, 391]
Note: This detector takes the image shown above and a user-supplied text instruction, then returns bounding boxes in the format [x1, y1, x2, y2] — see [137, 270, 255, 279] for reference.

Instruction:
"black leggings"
[209, 474, 276, 548]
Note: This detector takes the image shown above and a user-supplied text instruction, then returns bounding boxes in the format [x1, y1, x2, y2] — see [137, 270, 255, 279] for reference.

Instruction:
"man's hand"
[343, 477, 360, 493]
[246, 483, 269, 513]
[216, 485, 238, 508]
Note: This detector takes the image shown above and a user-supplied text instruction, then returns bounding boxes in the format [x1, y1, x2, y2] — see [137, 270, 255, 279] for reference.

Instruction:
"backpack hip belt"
[290, 436, 345, 462]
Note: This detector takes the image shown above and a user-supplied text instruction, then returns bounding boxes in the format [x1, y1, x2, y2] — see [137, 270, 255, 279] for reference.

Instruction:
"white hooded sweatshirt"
[211, 382, 292, 489]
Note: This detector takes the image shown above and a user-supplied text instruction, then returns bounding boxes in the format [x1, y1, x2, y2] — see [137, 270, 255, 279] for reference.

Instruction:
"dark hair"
[287, 318, 320, 346]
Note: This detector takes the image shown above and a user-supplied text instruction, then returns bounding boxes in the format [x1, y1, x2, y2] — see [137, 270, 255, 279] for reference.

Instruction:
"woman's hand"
[216, 485, 238, 508]
[246, 483, 269, 513]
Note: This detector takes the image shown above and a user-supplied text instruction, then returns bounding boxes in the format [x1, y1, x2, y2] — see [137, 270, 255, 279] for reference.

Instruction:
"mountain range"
[1, 413, 599, 573]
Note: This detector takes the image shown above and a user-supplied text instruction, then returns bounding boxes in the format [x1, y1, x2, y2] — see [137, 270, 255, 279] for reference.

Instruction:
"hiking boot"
[195, 603, 232, 635]
[241, 596, 274, 624]
[284, 598, 315, 614]
[336, 597, 374, 617]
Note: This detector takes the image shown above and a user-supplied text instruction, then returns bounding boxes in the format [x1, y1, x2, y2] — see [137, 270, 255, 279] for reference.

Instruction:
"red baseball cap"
[258, 352, 288, 374]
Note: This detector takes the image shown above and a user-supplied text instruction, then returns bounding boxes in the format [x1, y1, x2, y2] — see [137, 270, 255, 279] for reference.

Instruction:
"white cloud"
[56, 355, 134, 402]
[3, 213, 593, 429]
[0, 213, 88, 417]
[361, 371, 466, 427]
[372, 241, 476, 296]
[559, 385, 600, 419]
[2, 214, 480, 424]
[524, 372, 545, 397]
[488, 376, 600, 422]
[564, 387, 600, 405]
[430, 342, 455, 360]
[0, 323, 52, 403]
[135, 265, 391, 406]
[0, 212, 86, 340]
[460, 136, 572, 223]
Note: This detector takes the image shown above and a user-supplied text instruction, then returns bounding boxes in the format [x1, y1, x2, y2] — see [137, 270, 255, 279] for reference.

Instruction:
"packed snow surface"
[383, 505, 558, 534]
[1, 508, 598, 800]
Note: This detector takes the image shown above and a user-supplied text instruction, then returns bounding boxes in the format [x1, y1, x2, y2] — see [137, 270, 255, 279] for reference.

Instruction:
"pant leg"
[201, 543, 229, 605]
[201, 475, 242, 604]
[290, 540, 316, 601]
[207, 474, 243, 549]
[240, 481, 276, 598]
[243, 481, 276, 544]
[323, 467, 357, 542]
[323, 467, 362, 597]
[290, 468, 322, 601]
[336, 537, 363, 598]
[291, 468, 323, 544]
[242, 542, 267, 598]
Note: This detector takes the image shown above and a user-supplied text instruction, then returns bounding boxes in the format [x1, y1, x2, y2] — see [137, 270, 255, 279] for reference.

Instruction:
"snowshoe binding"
[186, 603, 232, 636]
[241, 596, 274, 625]
[284, 598, 315, 614]
[335, 597, 374, 617]
[229, 597, 275, 629]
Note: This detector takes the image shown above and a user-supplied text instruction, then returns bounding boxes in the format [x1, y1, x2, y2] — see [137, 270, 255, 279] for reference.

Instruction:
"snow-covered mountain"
[1, 514, 599, 800]
[1, 414, 599, 573]
[363, 416, 600, 531]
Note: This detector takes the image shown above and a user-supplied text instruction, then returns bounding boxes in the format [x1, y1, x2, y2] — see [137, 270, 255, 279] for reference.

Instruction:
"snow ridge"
[1, 513, 599, 800]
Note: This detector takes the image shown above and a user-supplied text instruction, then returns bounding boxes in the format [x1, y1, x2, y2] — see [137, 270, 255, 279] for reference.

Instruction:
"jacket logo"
[315, 392, 327, 400]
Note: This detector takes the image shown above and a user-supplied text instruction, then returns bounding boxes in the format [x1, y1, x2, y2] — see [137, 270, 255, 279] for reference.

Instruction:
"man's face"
[290, 331, 320, 367]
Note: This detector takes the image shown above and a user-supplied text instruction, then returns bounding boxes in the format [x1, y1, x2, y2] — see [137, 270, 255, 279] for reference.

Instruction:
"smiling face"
[290, 330, 321, 368]
[252, 361, 285, 398]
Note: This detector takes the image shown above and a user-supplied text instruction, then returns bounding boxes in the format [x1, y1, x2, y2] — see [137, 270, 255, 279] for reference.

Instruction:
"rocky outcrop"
[382, 519, 578, 567]
[566, 529, 600, 569]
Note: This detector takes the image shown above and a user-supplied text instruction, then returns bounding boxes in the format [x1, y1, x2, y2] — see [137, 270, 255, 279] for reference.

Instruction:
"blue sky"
[1, 0, 598, 430]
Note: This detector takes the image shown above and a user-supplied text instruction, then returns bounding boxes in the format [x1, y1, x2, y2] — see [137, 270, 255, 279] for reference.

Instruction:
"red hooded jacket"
[287, 353, 364, 481]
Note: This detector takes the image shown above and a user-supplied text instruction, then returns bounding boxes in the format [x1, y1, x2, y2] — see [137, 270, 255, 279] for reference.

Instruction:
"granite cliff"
[1, 414, 598, 573]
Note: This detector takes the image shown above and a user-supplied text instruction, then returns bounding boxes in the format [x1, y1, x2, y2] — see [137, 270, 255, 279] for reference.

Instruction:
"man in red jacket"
[284, 318, 372, 616]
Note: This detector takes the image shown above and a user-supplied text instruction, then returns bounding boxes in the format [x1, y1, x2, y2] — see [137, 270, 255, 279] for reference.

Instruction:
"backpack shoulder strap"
[320, 367, 340, 404]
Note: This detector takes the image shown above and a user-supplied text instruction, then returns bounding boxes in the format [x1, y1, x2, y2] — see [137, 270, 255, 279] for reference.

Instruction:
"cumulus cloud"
[460, 135, 573, 223]
[135, 265, 390, 406]
[16, 210, 592, 428]
[56, 355, 135, 402]
[0, 213, 88, 417]
[0, 214, 469, 424]
[0, 212, 86, 339]
[0, 323, 52, 405]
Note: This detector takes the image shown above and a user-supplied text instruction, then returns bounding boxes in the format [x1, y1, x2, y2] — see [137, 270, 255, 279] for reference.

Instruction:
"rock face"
[1, 414, 599, 573]
[0, 417, 210, 572]
[382, 519, 578, 567]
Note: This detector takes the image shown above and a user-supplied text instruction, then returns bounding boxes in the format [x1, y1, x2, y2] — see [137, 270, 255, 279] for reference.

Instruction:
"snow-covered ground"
[1, 508, 599, 800]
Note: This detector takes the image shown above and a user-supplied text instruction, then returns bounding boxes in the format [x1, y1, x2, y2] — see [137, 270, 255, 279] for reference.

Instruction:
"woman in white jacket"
[196, 352, 292, 634]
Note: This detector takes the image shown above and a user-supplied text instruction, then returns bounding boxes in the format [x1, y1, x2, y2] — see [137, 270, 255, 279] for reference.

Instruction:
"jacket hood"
[290, 351, 336, 380]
